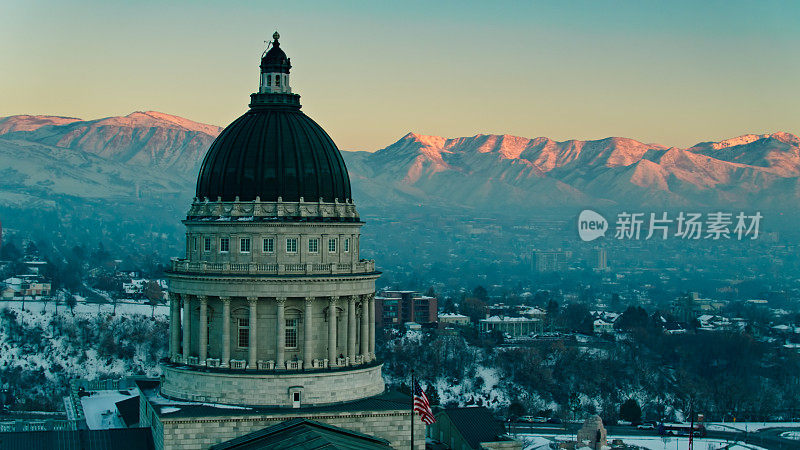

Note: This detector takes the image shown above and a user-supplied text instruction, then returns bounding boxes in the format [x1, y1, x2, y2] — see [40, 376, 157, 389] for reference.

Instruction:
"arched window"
[275, 74, 280, 86]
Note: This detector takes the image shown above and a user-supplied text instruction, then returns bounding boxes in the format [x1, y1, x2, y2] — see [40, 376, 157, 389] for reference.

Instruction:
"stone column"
[182, 295, 192, 362]
[169, 293, 180, 362]
[248, 297, 258, 369]
[276, 297, 286, 369]
[360, 295, 369, 358]
[347, 295, 357, 362]
[304, 297, 314, 367]
[328, 297, 338, 364]
[220, 297, 231, 367]
[368, 293, 376, 358]
[198, 295, 208, 364]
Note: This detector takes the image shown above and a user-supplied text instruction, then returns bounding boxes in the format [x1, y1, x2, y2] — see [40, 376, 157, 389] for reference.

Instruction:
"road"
[507, 422, 800, 449]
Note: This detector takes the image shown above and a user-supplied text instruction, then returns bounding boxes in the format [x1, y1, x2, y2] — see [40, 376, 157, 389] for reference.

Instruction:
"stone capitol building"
[133, 33, 424, 449]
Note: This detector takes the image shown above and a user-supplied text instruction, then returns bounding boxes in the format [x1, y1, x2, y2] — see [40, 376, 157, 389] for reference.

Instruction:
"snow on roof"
[80, 390, 136, 430]
[480, 315, 540, 323]
[439, 313, 469, 318]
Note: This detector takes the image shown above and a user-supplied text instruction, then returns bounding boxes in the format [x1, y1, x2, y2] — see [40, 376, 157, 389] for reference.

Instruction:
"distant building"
[593, 319, 614, 334]
[438, 313, 470, 326]
[592, 248, 608, 270]
[479, 316, 543, 337]
[375, 290, 438, 327]
[1, 276, 51, 300]
[532, 251, 569, 273]
[427, 406, 522, 450]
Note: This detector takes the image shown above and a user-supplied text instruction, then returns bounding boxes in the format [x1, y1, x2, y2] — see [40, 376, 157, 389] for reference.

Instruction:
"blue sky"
[2, 0, 798, 150]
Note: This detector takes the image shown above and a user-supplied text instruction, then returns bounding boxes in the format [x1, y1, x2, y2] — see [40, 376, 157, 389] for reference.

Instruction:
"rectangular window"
[263, 237, 274, 253]
[286, 238, 298, 253]
[328, 238, 337, 253]
[344, 238, 349, 252]
[204, 237, 211, 252]
[285, 318, 298, 348]
[240, 238, 251, 253]
[193, 237, 198, 251]
[220, 237, 230, 253]
[308, 238, 319, 253]
[237, 318, 249, 348]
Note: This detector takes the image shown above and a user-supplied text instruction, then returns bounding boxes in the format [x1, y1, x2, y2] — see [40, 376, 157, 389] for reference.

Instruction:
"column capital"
[220, 296, 231, 304]
[347, 295, 357, 304]
[329, 296, 339, 305]
[276, 297, 287, 305]
[168, 292, 181, 301]
[196, 294, 209, 301]
[247, 296, 258, 305]
[304, 296, 315, 304]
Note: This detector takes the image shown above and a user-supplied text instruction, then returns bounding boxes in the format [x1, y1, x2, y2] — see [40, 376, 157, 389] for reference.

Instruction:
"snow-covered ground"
[515, 434, 767, 450]
[0, 299, 168, 409]
[0, 299, 168, 317]
[705, 422, 800, 432]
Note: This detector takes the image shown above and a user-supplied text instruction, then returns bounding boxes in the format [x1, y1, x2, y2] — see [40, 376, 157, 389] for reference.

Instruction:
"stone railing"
[186, 198, 359, 221]
[165, 356, 379, 373]
[170, 259, 376, 276]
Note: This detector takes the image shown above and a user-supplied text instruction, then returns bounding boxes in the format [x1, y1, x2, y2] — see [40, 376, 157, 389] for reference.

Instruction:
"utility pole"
[688, 398, 694, 450]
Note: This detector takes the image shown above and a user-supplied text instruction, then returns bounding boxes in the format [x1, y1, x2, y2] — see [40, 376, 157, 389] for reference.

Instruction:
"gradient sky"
[2, 0, 798, 151]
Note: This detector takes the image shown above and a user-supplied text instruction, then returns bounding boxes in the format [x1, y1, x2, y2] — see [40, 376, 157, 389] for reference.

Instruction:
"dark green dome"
[195, 96, 351, 203]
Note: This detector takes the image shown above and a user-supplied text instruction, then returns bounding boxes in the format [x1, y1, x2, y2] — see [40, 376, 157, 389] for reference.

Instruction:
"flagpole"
[410, 369, 414, 450]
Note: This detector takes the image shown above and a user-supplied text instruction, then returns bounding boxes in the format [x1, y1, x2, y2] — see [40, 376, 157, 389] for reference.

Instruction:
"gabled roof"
[438, 406, 505, 449]
[209, 418, 392, 450]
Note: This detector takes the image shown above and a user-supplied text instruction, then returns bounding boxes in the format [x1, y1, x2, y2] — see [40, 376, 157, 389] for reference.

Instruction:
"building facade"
[375, 290, 438, 327]
[136, 33, 423, 449]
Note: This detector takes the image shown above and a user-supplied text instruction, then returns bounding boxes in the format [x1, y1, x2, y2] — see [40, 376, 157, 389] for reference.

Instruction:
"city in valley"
[0, 2, 799, 449]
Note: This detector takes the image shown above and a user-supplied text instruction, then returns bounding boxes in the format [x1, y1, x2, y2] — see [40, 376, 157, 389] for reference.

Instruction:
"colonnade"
[168, 293, 376, 370]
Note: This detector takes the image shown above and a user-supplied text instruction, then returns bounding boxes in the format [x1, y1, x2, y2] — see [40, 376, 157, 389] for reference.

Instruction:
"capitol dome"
[195, 32, 351, 203]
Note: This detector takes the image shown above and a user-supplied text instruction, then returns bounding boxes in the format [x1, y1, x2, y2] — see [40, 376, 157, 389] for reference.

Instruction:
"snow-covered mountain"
[2, 111, 798, 213]
[344, 131, 800, 210]
[0, 111, 221, 176]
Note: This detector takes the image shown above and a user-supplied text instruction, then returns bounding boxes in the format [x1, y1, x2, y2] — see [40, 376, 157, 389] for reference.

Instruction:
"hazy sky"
[2, 0, 798, 150]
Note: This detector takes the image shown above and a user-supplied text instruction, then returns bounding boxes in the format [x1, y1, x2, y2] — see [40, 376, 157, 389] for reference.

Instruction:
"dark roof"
[115, 396, 140, 427]
[137, 382, 412, 420]
[440, 407, 505, 449]
[0, 427, 154, 450]
[209, 418, 391, 450]
[194, 101, 352, 203]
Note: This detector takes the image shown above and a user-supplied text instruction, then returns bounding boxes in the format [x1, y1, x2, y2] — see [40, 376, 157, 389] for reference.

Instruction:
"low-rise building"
[427, 407, 521, 450]
[479, 316, 543, 337]
[593, 319, 614, 334]
[438, 313, 471, 326]
[1, 276, 51, 300]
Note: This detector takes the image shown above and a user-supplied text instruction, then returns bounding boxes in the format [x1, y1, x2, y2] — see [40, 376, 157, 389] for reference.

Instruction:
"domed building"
[135, 33, 424, 450]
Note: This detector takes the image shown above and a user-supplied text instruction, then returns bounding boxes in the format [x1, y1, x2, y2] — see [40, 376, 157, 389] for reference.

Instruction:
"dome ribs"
[194, 102, 352, 203]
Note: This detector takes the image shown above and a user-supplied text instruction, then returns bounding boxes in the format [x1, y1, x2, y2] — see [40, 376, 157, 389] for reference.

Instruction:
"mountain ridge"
[1, 111, 798, 211]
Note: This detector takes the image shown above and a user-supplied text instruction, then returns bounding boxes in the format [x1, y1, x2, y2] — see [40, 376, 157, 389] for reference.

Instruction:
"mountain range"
[1, 112, 799, 214]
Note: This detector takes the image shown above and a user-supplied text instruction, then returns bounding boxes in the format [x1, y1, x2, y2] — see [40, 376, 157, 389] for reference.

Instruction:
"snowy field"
[0, 298, 168, 317]
[515, 434, 767, 450]
[705, 422, 800, 432]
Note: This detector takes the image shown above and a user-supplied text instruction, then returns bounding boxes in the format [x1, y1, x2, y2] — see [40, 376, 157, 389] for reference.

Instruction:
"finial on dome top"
[273, 31, 280, 42]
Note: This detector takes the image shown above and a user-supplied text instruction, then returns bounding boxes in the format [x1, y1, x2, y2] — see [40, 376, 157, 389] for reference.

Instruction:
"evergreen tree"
[619, 398, 642, 423]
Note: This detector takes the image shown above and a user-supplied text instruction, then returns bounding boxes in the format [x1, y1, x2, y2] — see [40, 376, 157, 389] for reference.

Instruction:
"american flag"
[413, 380, 436, 425]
